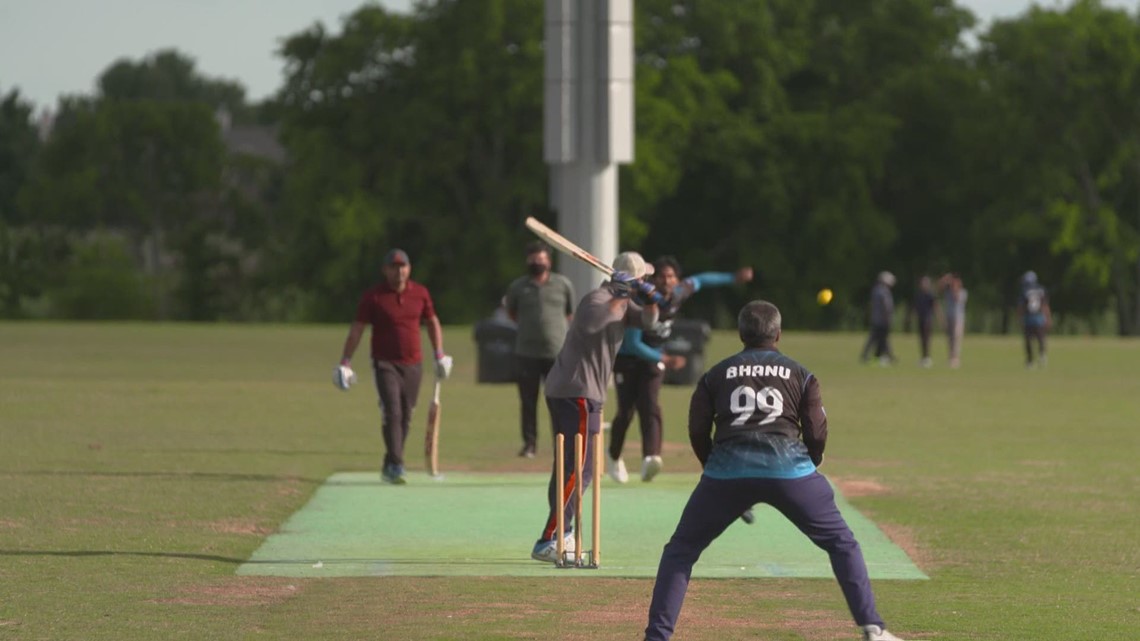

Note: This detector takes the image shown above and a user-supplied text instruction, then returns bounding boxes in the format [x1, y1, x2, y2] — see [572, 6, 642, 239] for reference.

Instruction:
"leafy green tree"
[50, 232, 156, 319]
[275, 1, 547, 321]
[977, 0, 1140, 334]
[0, 88, 46, 316]
[98, 50, 251, 121]
[17, 50, 280, 320]
[0, 88, 40, 223]
[23, 98, 224, 317]
[626, 0, 976, 326]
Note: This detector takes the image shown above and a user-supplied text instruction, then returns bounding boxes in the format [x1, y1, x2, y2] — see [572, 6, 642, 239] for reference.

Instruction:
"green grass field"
[1, 322, 1137, 640]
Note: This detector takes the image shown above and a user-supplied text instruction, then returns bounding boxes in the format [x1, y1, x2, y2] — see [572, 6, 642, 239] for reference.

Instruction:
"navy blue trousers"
[644, 473, 884, 640]
[538, 396, 602, 542]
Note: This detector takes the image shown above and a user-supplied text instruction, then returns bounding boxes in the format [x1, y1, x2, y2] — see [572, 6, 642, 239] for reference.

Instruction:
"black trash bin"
[661, 318, 711, 386]
[473, 313, 518, 383]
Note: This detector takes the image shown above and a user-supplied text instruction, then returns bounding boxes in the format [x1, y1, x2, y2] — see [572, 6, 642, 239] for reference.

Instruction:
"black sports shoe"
[381, 464, 407, 485]
[518, 445, 536, 459]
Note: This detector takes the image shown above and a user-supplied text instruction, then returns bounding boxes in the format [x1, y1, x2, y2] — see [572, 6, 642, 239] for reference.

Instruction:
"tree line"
[1, 0, 1137, 335]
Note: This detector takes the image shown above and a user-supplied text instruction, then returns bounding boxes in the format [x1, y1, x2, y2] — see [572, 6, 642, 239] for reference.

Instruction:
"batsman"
[530, 251, 663, 563]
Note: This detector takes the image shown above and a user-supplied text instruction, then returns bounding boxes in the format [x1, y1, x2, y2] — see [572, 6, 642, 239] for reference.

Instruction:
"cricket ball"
[817, 288, 833, 306]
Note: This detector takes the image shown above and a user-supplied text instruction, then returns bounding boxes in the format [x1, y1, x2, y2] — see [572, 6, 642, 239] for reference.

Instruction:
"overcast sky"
[0, 0, 1135, 110]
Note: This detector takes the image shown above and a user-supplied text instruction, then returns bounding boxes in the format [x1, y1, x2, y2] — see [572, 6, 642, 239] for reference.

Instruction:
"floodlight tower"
[544, 0, 634, 296]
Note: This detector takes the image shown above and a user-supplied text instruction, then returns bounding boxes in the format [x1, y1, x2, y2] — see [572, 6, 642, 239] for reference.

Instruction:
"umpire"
[643, 300, 907, 641]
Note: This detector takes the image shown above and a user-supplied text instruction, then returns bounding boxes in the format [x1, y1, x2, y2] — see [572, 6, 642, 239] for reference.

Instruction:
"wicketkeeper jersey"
[689, 347, 828, 479]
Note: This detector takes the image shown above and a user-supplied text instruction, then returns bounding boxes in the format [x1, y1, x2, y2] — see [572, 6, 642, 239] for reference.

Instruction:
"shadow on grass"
[123, 448, 376, 457]
[0, 470, 324, 484]
[0, 551, 522, 567]
[0, 550, 246, 564]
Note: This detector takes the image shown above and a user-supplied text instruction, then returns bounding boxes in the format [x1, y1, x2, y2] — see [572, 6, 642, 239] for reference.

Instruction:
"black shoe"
[518, 445, 536, 458]
[381, 464, 407, 485]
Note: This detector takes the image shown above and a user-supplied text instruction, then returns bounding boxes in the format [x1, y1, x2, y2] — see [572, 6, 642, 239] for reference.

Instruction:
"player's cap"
[384, 249, 410, 266]
[613, 251, 653, 279]
[878, 271, 896, 287]
[1022, 270, 1037, 284]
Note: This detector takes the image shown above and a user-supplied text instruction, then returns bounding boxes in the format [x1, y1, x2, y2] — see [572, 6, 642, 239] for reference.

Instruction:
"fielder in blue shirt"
[643, 300, 909, 641]
[1017, 271, 1052, 368]
[606, 256, 752, 484]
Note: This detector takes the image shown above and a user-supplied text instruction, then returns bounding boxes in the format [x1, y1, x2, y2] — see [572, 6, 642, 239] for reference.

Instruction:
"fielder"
[607, 256, 753, 483]
[531, 251, 662, 563]
[643, 300, 908, 641]
[1017, 270, 1052, 368]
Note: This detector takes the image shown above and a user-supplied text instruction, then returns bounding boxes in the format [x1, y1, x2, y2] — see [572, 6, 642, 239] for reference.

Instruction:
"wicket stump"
[555, 432, 602, 568]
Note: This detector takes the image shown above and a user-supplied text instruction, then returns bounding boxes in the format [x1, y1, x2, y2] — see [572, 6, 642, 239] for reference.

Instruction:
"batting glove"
[333, 364, 357, 391]
[609, 271, 637, 298]
[435, 354, 454, 380]
[633, 279, 666, 306]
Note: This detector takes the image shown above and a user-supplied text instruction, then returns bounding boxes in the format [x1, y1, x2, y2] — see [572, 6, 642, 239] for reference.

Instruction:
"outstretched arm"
[676, 267, 754, 302]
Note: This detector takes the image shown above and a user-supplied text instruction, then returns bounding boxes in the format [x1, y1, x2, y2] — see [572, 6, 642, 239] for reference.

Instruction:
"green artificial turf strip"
[239, 471, 927, 579]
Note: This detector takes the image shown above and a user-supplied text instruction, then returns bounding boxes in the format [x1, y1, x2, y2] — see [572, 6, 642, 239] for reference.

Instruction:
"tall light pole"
[544, 0, 634, 296]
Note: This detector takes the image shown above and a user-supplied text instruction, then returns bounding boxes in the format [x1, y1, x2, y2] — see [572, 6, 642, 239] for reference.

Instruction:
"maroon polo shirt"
[354, 280, 437, 364]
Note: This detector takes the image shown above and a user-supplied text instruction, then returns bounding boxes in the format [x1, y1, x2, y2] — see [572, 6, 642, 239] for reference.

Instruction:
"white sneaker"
[919, 357, 932, 368]
[862, 624, 905, 641]
[641, 455, 663, 482]
[607, 456, 629, 484]
[530, 531, 575, 563]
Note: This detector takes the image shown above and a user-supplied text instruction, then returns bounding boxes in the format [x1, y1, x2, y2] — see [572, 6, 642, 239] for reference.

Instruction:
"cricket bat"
[525, 216, 614, 276]
[424, 379, 442, 477]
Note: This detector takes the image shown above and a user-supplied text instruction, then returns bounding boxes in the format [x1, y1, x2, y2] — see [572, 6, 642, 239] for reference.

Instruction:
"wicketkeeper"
[643, 300, 908, 641]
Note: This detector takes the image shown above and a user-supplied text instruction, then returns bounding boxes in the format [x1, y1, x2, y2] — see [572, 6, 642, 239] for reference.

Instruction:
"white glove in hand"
[435, 354, 453, 380]
[333, 364, 357, 391]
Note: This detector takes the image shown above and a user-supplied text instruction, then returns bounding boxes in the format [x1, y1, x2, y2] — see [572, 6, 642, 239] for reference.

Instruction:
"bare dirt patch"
[275, 479, 305, 497]
[674, 587, 851, 640]
[828, 476, 934, 571]
[774, 608, 854, 640]
[204, 518, 273, 537]
[833, 477, 890, 498]
[150, 578, 302, 606]
[876, 522, 936, 572]
[0, 519, 24, 529]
